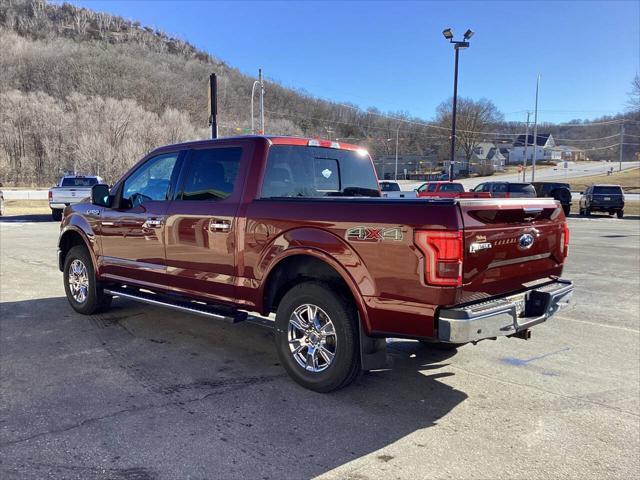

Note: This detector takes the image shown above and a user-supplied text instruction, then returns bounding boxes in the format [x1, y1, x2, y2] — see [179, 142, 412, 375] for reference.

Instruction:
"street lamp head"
[442, 28, 454, 40]
[463, 29, 474, 40]
[454, 41, 470, 50]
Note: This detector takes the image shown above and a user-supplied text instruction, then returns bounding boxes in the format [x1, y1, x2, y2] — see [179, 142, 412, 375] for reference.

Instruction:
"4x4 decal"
[346, 226, 403, 242]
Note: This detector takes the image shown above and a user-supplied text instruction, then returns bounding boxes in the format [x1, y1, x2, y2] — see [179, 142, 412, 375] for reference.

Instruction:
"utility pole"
[208, 73, 218, 139]
[395, 124, 400, 181]
[522, 111, 530, 182]
[531, 75, 540, 181]
[259, 68, 265, 134]
[619, 123, 625, 171]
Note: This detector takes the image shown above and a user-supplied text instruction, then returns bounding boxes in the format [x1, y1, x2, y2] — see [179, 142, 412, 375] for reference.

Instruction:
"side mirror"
[91, 184, 111, 207]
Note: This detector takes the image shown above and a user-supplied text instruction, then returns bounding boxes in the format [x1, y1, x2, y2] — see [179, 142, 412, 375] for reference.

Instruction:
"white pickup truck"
[49, 175, 103, 221]
[378, 181, 417, 199]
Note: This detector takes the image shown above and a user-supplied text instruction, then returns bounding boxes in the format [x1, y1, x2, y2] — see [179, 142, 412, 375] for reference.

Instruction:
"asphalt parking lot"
[1, 215, 639, 479]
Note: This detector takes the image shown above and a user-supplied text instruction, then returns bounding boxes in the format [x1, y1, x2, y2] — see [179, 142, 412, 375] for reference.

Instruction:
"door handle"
[143, 218, 163, 228]
[208, 219, 231, 232]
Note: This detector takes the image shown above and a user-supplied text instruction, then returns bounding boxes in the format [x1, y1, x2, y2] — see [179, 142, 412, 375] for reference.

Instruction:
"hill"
[0, 0, 637, 185]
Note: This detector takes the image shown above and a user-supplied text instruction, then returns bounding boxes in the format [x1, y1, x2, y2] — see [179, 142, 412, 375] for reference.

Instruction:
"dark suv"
[472, 182, 536, 198]
[531, 182, 572, 216]
[579, 184, 625, 218]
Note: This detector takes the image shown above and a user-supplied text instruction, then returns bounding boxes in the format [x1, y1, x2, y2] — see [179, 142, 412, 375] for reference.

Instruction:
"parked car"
[0, 189, 4, 216]
[49, 175, 104, 221]
[378, 181, 417, 199]
[579, 184, 625, 218]
[57, 135, 573, 392]
[416, 181, 490, 198]
[531, 182, 572, 216]
[472, 182, 536, 198]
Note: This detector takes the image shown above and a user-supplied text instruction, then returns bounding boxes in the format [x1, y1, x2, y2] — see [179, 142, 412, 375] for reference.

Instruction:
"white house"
[470, 142, 506, 173]
[508, 134, 561, 164]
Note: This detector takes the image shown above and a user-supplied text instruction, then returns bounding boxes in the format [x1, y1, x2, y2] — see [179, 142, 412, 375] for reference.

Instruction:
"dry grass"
[566, 167, 640, 194]
[3, 200, 51, 216]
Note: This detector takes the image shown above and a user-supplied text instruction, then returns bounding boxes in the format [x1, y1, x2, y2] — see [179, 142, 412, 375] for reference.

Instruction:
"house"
[555, 145, 586, 162]
[508, 134, 561, 164]
[469, 142, 506, 173]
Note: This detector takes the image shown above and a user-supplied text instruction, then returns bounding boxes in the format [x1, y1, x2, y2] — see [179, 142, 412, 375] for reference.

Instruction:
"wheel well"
[263, 255, 354, 314]
[58, 231, 88, 271]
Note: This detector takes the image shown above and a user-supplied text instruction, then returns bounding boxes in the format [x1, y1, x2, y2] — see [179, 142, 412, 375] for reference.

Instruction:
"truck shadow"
[1, 296, 467, 479]
[0, 214, 54, 223]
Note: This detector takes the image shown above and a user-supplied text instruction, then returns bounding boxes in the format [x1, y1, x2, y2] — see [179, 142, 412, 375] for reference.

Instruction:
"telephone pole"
[259, 68, 265, 134]
[531, 75, 540, 182]
[619, 123, 625, 171]
[522, 111, 530, 182]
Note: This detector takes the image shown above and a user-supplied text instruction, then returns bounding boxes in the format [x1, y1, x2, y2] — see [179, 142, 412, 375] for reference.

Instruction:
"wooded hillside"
[0, 0, 637, 185]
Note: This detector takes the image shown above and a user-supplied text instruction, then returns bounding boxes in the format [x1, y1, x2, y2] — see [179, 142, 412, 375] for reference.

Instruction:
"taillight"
[48, 190, 52, 201]
[561, 222, 570, 257]
[415, 230, 463, 286]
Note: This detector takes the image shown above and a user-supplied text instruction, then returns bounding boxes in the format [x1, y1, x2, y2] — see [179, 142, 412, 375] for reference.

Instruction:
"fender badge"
[469, 242, 492, 253]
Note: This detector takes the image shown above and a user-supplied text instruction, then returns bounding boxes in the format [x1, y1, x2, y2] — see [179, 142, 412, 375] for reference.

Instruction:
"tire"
[63, 245, 112, 315]
[274, 281, 360, 393]
[419, 340, 464, 351]
[51, 208, 63, 221]
[617, 210, 624, 219]
[562, 204, 571, 217]
[579, 207, 585, 216]
[585, 208, 591, 217]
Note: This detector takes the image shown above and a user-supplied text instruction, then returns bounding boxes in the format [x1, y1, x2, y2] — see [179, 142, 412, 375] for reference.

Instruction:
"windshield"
[61, 177, 99, 187]
[261, 145, 380, 198]
[508, 183, 536, 194]
[593, 186, 623, 195]
[379, 182, 400, 192]
[439, 183, 464, 192]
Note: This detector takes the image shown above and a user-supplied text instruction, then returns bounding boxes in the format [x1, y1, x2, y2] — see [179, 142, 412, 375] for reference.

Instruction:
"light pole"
[442, 28, 473, 181]
[394, 124, 400, 181]
[250, 68, 265, 134]
[250, 80, 260, 134]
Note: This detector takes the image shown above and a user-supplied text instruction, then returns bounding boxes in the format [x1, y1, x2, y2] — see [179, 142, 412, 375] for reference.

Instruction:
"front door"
[99, 151, 181, 287]
[164, 145, 245, 303]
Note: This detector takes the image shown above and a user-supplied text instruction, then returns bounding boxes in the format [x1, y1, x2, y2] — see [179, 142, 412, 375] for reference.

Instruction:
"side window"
[427, 183, 437, 192]
[417, 183, 428, 192]
[181, 147, 242, 201]
[122, 152, 179, 207]
[493, 184, 507, 193]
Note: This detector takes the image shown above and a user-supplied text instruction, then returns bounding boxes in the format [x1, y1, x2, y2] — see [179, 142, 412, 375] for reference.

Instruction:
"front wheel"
[275, 282, 360, 392]
[63, 245, 112, 315]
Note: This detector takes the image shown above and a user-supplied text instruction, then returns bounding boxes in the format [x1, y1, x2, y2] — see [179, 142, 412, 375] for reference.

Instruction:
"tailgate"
[458, 198, 567, 302]
[51, 188, 91, 204]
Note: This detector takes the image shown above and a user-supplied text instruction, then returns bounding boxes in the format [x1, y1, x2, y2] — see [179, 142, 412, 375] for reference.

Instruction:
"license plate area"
[507, 293, 527, 317]
[604, 197, 611, 200]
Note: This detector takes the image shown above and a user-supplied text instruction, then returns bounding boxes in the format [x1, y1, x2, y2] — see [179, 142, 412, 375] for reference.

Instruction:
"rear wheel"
[63, 246, 111, 315]
[274, 282, 360, 392]
[617, 210, 624, 219]
[51, 208, 63, 221]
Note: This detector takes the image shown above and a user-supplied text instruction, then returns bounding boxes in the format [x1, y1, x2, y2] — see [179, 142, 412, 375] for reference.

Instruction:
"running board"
[104, 287, 248, 323]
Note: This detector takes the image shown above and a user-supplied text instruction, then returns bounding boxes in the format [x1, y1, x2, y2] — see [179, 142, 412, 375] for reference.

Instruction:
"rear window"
[508, 183, 536, 194]
[593, 186, 623, 195]
[379, 182, 400, 192]
[439, 183, 464, 193]
[61, 177, 98, 187]
[261, 145, 380, 198]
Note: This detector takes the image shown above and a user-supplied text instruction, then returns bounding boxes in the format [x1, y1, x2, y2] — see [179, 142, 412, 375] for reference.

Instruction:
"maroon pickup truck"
[57, 136, 573, 392]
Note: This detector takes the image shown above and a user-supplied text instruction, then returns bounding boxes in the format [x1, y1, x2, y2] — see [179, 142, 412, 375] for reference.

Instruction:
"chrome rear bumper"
[438, 279, 574, 344]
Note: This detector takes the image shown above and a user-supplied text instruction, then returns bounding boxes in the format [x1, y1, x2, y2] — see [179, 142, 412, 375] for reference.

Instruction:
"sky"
[67, 0, 639, 123]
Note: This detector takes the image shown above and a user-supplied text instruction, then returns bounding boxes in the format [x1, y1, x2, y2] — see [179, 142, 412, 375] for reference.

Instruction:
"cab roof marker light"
[356, 148, 369, 157]
[308, 139, 320, 147]
[330, 141, 340, 149]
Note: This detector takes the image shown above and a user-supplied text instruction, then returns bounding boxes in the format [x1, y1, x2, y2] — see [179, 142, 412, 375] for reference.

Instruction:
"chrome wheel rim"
[288, 304, 337, 373]
[68, 259, 89, 304]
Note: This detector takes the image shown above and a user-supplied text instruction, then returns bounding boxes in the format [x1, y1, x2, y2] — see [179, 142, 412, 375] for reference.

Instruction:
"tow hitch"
[510, 329, 532, 340]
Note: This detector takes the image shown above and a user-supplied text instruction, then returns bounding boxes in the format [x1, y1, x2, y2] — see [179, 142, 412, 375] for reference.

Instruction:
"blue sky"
[67, 0, 639, 123]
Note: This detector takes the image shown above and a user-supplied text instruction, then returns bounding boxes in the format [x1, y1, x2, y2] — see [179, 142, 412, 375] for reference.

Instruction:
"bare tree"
[436, 98, 504, 166]
[628, 74, 640, 113]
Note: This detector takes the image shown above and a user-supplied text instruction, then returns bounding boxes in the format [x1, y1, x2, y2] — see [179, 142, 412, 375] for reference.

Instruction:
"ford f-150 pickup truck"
[57, 136, 573, 392]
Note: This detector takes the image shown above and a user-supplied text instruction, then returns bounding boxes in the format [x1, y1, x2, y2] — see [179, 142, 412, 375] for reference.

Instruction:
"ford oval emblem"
[518, 233, 535, 250]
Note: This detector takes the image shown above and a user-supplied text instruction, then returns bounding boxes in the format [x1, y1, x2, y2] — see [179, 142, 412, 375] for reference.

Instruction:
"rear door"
[163, 144, 248, 303]
[458, 198, 566, 301]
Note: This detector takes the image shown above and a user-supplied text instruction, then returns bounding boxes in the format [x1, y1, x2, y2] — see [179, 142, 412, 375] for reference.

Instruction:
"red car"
[57, 136, 573, 392]
[416, 181, 490, 198]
